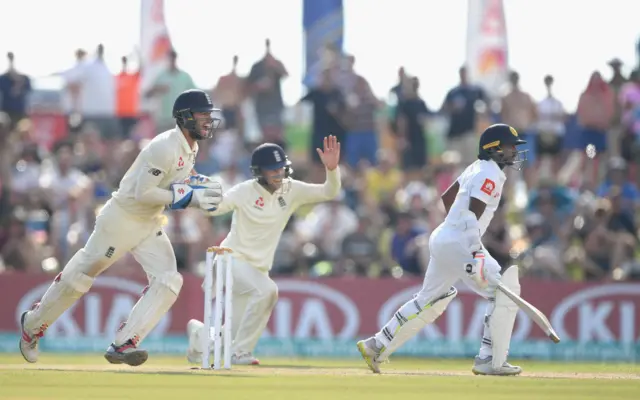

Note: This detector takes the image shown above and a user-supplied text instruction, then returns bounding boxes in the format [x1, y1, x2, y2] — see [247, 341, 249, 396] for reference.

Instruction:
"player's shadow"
[35, 368, 255, 378]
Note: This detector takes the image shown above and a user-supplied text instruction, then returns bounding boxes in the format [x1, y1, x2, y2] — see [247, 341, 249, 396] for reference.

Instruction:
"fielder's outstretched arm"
[292, 167, 342, 206]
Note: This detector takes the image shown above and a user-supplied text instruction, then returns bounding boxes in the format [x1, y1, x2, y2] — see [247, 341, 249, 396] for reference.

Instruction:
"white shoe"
[19, 310, 47, 363]
[231, 352, 260, 365]
[472, 355, 522, 376]
[186, 319, 206, 364]
[357, 337, 382, 373]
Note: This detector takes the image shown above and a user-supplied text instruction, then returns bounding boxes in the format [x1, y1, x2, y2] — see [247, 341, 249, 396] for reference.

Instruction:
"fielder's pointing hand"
[316, 135, 341, 171]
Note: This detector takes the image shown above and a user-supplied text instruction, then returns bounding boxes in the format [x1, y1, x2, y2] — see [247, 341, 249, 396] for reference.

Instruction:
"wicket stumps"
[203, 246, 234, 370]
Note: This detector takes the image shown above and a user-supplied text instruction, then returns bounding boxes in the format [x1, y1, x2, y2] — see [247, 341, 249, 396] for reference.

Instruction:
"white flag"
[140, 0, 173, 113]
[466, 0, 509, 98]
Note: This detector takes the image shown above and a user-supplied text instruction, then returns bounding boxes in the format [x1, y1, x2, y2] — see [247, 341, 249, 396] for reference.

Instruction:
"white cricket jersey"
[109, 127, 198, 220]
[208, 168, 342, 271]
[444, 160, 506, 235]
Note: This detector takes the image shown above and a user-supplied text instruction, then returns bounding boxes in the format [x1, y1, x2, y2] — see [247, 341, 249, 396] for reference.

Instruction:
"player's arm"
[204, 183, 242, 216]
[441, 181, 460, 215]
[134, 147, 174, 205]
[462, 172, 497, 256]
[292, 166, 342, 205]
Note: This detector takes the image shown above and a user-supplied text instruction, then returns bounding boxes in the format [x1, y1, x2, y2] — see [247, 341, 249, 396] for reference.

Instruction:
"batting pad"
[489, 266, 520, 369]
[115, 272, 183, 346]
[377, 287, 457, 361]
[25, 270, 93, 334]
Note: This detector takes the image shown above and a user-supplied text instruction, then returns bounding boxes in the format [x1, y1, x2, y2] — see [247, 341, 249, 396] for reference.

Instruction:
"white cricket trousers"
[24, 200, 183, 346]
[376, 223, 502, 359]
[203, 256, 278, 354]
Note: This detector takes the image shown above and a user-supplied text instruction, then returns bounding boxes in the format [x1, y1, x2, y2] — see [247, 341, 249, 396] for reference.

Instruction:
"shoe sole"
[472, 367, 522, 376]
[19, 311, 37, 364]
[356, 341, 380, 374]
[104, 350, 149, 367]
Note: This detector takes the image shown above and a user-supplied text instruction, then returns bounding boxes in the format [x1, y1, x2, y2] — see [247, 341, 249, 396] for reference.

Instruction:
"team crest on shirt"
[254, 197, 265, 210]
[177, 156, 185, 170]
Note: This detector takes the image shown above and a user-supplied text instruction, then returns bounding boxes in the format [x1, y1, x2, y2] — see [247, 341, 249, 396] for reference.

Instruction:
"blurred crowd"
[1, 39, 640, 282]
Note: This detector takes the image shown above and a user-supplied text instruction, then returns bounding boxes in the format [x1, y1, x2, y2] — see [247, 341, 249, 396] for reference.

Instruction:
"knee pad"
[489, 265, 520, 368]
[153, 270, 183, 295]
[58, 268, 94, 294]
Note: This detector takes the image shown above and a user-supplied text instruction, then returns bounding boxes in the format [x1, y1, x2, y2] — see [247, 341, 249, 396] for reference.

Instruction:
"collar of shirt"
[252, 180, 277, 198]
[483, 159, 507, 181]
[172, 125, 198, 154]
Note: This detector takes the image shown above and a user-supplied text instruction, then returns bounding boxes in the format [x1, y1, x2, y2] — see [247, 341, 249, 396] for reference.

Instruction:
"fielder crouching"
[187, 136, 342, 366]
[357, 124, 527, 376]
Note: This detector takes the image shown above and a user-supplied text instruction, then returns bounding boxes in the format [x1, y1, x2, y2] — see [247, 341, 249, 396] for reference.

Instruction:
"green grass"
[0, 354, 638, 400]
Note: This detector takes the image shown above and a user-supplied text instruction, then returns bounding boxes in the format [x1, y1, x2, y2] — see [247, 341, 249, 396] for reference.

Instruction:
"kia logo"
[551, 283, 640, 343]
[271, 280, 360, 339]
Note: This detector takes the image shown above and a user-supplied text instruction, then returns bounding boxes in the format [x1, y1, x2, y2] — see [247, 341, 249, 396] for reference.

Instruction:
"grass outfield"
[0, 354, 638, 400]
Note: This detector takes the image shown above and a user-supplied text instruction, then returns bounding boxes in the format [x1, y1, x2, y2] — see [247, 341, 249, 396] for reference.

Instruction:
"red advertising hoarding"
[0, 272, 638, 344]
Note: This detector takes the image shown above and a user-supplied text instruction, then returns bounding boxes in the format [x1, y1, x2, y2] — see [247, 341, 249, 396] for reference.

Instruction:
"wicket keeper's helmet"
[250, 143, 293, 179]
[172, 89, 222, 140]
[478, 123, 527, 170]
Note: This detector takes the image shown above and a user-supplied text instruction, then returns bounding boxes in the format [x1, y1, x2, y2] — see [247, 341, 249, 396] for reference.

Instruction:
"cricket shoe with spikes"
[19, 307, 48, 363]
[357, 337, 382, 373]
[231, 352, 260, 365]
[104, 337, 148, 366]
[472, 355, 522, 376]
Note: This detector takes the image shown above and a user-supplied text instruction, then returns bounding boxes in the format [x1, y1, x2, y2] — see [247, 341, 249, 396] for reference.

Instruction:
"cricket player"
[357, 124, 527, 376]
[186, 136, 342, 365]
[19, 89, 224, 367]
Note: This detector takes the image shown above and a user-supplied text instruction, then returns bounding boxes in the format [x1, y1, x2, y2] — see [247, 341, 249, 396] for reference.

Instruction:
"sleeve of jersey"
[292, 167, 342, 206]
[468, 170, 499, 205]
[134, 145, 174, 205]
[205, 183, 241, 216]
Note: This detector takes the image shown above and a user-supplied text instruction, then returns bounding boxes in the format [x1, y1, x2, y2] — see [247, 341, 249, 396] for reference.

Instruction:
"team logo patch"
[278, 196, 286, 208]
[148, 168, 162, 176]
[509, 126, 519, 137]
[480, 178, 496, 196]
[273, 150, 282, 162]
[178, 157, 185, 168]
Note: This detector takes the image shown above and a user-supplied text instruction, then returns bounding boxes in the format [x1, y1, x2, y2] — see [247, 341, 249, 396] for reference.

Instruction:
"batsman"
[19, 89, 224, 366]
[358, 124, 527, 376]
[187, 136, 342, 366]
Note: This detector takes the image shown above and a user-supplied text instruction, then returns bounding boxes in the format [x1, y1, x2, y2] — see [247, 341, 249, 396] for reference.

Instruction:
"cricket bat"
[496, 282, 561, 343]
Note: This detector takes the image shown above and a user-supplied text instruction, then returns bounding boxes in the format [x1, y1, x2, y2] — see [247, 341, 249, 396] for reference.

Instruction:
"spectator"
[212, 55, 245, 135]
[390, 212, 427, 277]
[65, 44, 118, 139]
[363, 149, 403, 208]
[396, 76, 431, 178]
[145, 49, 196, 132]
[0, 211, 42, 272]
[116, 56, 140, 139]
[294, 193, 358, 260]
[340, 217, 379, 276]
[619, 69, 640, 170]
[607, 58, 627, 157]
[39, 140, 94, 264]
[596, 157, 639, 212]
[341, 56, 379, 169]
[501, 71, 537, 186]
[246, 39, 288, 148]
[300, 69, 346, 181]
[0, 52, 32, 129]
[576, 71, 615, 187]
[535, 75, 566, 176]
[442, 66, 487, 165]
